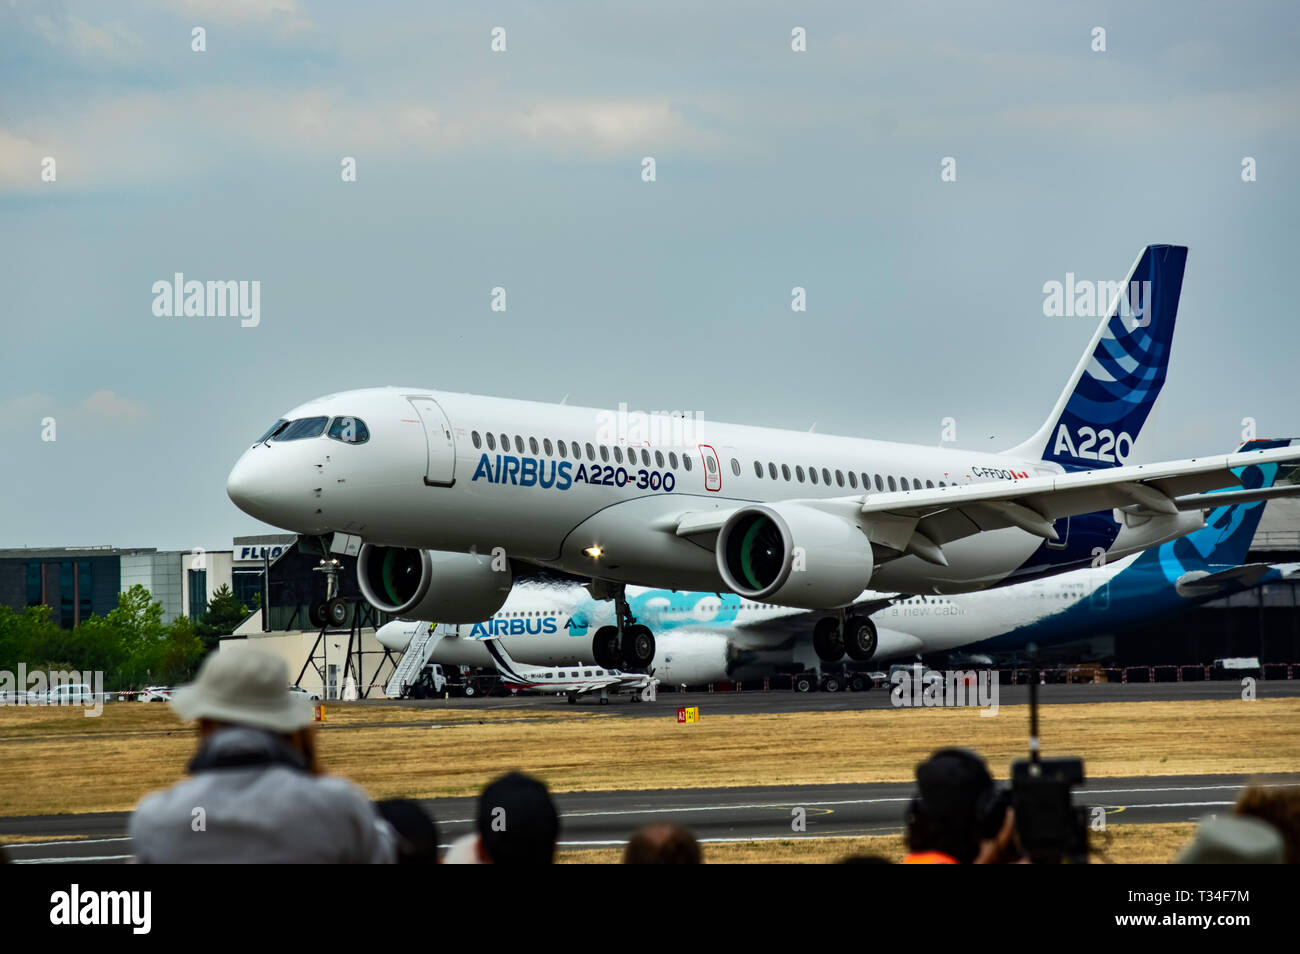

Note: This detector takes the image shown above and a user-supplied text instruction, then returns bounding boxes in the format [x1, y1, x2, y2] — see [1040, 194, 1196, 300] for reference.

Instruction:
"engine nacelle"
[357, 546, 513, 623]
[716, 503, 872, 608]
[652, 632, 732, 687]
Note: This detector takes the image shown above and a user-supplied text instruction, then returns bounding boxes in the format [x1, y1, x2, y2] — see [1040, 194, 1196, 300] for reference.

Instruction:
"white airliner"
[229, 245, 1300, 673]
[480, 635, 655, 705]
[379, 449, 1297, 687]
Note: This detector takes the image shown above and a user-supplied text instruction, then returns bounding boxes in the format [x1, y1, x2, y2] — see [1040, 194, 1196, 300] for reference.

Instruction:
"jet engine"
[357, 545, 512, 622]
[716, 503, 872, 608]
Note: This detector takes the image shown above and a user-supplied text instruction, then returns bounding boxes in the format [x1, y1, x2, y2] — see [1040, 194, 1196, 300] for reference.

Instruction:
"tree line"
[0, 584, 250, 690]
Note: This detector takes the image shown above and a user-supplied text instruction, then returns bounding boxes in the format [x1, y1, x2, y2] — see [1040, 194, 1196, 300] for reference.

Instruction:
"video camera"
[1010, 646, 1090, 863]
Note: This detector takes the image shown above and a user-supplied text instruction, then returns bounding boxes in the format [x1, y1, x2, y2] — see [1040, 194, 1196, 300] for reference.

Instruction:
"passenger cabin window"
[275, 417, 328, 441]
[670, 452, 679, 469]
[327, 417, 370, 444]
[888, 476, 897, 492]
[848, 472, 858, 489]
[768, 462, 777, 479]
[530, 437, 539, 454]
[571, 441, 581, 459]
[486, 433, 496, 451]
[499, 434, 509, 452]
[782, 464, 791, 480]
[900, 477, 909, 490]
[642, 449, 651, 467]
[471, 431, 482, 449]
[875, 475, 884, 492]
[796, 466, 805, 482]
[809, 467, 818, 485]
[613, 446, 622, 464]
[684, 456, 693, 471]
[731, 458, 741, 476]
[823, 468, 831, 485]
[656, 451, 665, 468]
[705, 455, 716, 474]
[754, 461, 763, 477]
[836, 470, 844, 487]
[586, 442, 596, 460]
[600, 445, 610, 463]
[255, 419, 288, 444]
[514, 435, 525, 453]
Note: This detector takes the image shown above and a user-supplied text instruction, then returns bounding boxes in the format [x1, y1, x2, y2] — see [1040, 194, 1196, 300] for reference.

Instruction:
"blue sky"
[2, 1, 1298, 550]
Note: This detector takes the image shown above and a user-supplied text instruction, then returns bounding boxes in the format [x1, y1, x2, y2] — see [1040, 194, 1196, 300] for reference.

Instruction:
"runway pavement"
[5, 772, 1296, 863]
[351, 677, 1300, 720]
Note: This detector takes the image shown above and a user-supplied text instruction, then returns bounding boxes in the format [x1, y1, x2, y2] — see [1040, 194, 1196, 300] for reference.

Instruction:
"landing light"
[584, 545, 603, 558]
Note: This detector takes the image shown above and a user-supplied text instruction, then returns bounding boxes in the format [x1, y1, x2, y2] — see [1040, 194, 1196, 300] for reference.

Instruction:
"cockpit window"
[273, 416, 329, 441]
[327, 416, 370, 444]
[255, 419, 288, 444]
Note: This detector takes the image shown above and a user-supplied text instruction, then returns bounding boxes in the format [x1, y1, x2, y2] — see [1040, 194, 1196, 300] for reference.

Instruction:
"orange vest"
[902, 851, 958, 864]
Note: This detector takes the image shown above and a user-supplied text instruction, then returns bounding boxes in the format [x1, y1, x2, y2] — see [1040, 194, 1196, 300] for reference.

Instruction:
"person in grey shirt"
[130, 647, 395, 864]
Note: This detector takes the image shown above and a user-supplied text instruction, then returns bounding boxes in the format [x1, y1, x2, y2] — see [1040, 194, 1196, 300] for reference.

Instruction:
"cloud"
[0, 391, 148, 436]
[29, 12, 144, 58]
[78, 390, 149, 420]
[0, 87, 733, 192]
[162, 0, 306, 27]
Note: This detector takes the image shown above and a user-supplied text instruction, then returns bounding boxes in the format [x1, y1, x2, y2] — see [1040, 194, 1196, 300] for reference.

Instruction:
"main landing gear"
[813, 610, 878, 663]
[589, 584, 656, 672]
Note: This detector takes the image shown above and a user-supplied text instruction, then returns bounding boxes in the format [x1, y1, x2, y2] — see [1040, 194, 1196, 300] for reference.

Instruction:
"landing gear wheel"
[795, 674, 814, 693]
[822, 674, 843, 693]
[622, 625, 656, 670]
[843, 615, 878, 661]
[849, 674, 868, 692]
[464, 683, 477, 697]
[566, 691, 577, 705]
[309, 600, 328, 628]
[592, 626, 620, 670]
[325, 597, 349, 627]
[813, 617, 845, 662]
[600, 695, 609, 706]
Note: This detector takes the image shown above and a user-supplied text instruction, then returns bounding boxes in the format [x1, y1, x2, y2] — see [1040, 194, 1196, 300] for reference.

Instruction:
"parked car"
[289, 685, 322, 702]
[43, 684, 96, 705]
[137, 686, 174, 702]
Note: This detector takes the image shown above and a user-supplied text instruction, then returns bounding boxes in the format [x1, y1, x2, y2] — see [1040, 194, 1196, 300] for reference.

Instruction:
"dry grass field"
[1, 697, 1295, 818]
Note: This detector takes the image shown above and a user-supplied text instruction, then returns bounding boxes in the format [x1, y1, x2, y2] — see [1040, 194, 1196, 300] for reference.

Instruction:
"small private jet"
[482, 636, 657, 705]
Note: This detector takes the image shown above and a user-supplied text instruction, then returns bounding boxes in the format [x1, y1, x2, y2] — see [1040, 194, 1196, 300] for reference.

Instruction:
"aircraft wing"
[1174, 564, 1274, 598]
[671, 446, 1300, 557]
[575, 677, 626, 695]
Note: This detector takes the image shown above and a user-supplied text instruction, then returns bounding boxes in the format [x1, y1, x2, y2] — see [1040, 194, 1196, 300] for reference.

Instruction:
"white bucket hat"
[171, 646, 315, 733]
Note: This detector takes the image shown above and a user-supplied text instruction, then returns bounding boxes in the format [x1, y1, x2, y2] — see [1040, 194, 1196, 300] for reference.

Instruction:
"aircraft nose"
[227, 447, 294, 525]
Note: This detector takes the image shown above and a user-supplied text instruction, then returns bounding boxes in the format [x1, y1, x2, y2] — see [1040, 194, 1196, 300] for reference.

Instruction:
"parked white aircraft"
[229, 245, 1300, 672]
[479, 635, 655, 705]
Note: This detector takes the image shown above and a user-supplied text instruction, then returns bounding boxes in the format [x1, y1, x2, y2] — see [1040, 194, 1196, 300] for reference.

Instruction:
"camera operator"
[903, 748, 1024, 864]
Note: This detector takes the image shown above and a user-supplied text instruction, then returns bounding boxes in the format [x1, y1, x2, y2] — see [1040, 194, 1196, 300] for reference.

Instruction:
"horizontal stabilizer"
[1175, 564, 1273, 597]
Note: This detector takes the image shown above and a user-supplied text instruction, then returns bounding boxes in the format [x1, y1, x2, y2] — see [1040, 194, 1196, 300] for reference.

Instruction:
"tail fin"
[480, 636, 529, 682]
[1154, 438, 1294, 571]
[1006, 245, 1188, 471]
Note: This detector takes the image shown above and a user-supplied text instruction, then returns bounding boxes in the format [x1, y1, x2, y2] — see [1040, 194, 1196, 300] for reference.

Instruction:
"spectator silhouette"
[130, 647, 395, 863]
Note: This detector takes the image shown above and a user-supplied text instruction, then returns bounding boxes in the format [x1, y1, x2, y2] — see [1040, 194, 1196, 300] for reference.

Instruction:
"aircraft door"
[699, 444, 722, 492]
[408, 396, 456, 487]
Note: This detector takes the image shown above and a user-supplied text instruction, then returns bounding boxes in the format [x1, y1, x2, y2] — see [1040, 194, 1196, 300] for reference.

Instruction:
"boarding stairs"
[384, 625, 441, 698]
